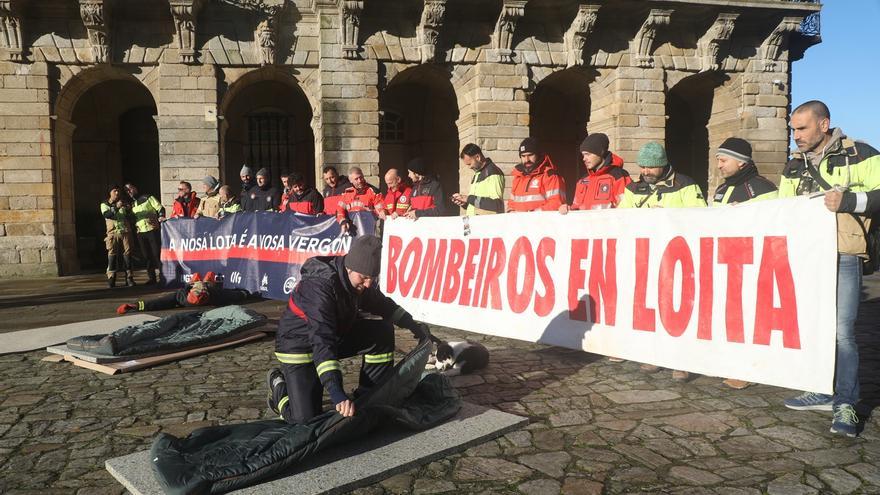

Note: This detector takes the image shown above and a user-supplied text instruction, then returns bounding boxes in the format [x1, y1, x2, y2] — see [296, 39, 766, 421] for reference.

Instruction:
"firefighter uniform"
[570, 152, 631, 210]
[101, 199, 134, 286]
[508, 155, 566, 212]
[711, 137, 777, 206]
[280, 186, 324, 215]
[380, 185, 413, 216]
[272, 252, 427, 424]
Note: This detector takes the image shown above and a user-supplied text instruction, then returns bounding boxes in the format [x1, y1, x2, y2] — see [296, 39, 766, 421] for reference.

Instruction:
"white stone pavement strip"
[105, 402, 528, 495]
[0, 313, 157, 354]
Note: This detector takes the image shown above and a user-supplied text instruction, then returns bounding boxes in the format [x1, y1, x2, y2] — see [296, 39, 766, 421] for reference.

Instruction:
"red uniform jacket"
[336, 186, 382, 222]
[570, 153, 631, 210]
[380, 186, 413, 216]
[280, 187, 324, 215]
[171, 192, 200, 218]
[508, 155, 565, 212]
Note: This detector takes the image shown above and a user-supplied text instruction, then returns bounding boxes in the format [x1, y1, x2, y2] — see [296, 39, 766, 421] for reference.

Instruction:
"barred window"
[379, 110, 404, 142]
[247, 111, 293, 181]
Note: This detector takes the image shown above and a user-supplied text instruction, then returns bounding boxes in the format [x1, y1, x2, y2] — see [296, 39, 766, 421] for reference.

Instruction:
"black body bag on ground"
[150, 337, 461, 494]
[65, 306, 267, 356]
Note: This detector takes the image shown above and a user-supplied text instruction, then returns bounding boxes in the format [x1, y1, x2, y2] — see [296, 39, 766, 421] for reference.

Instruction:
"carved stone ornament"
[760, 16, 803, 72]
[340, 0, 364, 59]
[630, 8, 672, 68]
[169, 0, 206, 64]
[0, 0, 23, 62]
[79, 0, 110, 64]
[418, 0, 446, 63]
[564, 4, 599, 67]
[217, 0, 286, 16]
[697, 12, 738, 72]
[493, 0, 526, 63]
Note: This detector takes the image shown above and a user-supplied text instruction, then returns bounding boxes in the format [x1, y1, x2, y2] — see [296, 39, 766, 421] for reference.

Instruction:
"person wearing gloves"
[266, 235, 434, 424]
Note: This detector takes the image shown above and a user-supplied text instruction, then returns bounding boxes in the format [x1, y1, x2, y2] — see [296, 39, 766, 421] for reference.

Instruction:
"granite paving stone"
[1, 273, 879, 493]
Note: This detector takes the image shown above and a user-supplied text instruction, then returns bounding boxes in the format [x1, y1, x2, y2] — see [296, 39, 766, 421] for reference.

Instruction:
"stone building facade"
[0, 0, 821, 276]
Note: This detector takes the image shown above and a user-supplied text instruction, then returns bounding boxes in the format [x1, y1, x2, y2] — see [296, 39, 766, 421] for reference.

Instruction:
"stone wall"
[0, 0, 821, 276]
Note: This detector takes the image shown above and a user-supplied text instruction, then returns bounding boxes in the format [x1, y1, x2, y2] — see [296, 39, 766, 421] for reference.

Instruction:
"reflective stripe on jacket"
[618, 169, 706, 209]
[130, 195, 163, 233]
[570, 152, 631, 211]
[381, 186, 413, 216]
[508, 155, 565, 212]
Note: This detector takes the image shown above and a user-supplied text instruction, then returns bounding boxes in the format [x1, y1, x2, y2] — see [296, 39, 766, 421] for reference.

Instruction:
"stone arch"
[665, 71, 730, 194]
[528, 67, 595, 201]
[218, 67, 316, 190]
[379, 64, 460, 204]
[52, 65, 159, 274]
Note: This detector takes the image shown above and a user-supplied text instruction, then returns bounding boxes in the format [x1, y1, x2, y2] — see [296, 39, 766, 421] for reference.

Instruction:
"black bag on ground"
[150, 338, 461, 495]
[65, 306, 266, 356]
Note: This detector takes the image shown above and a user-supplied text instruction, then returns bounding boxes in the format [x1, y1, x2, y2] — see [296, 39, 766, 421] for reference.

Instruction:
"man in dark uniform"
[247, 168, 280, 212]
[266, 235, 431, 424]
[116, 272, 255, 314]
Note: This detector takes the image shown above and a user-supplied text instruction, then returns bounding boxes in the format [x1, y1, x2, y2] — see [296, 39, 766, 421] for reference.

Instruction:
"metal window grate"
[247, 112, 293, 181]
[379, 110, 404, 142]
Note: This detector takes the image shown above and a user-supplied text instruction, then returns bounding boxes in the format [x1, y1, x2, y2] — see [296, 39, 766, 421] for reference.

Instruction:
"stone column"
[590, 67, 666, 166]
[316, 5, 379, 186]
[739, 70, 790, 183]
[156, 60, 220, 207]
[456, 61, 529, 199]
[0, 60, 58, 276]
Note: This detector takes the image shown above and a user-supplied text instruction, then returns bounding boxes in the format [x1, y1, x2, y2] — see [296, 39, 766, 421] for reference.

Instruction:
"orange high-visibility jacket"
[508, 155, 566, 212]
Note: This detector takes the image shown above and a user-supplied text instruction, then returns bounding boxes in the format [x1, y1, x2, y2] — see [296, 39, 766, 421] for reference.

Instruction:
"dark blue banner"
[160, 212, 376, 301]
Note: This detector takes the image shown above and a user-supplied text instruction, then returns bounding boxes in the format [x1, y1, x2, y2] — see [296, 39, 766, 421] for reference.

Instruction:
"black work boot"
[106, 255, 118, 288]
[147, 270, 158, 285]
[125, 271, 136, 287]
[266, 368, 287, 416]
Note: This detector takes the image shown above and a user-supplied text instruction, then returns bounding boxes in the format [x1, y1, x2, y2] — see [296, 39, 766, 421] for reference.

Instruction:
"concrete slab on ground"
[105, 401, 528, 495]
[0, 313, 158, 354]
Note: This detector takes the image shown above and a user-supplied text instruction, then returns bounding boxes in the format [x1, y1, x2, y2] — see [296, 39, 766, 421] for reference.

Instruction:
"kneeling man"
[267, 235, 430, 423]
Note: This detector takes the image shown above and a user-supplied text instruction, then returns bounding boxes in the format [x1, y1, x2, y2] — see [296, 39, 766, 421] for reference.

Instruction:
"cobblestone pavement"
[0, 272, 878, 494]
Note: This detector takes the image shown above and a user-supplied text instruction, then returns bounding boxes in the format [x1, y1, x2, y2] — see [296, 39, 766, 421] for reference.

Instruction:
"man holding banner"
[780, 100, 880, 437]
[619, 141, 706, 382]
[266, 235, 431, 424]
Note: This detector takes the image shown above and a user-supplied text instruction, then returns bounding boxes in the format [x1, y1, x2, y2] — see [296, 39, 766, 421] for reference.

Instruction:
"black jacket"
[411, 176, 446, 217]
[239, 182, 257, 211]
[245, 185, 280, 212]
[323, 177, 353, 198]
[713, 164, 777, 205]
[276, 256, 424, 403]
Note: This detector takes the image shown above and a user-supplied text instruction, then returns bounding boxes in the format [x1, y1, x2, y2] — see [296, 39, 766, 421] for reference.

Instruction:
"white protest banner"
[381, 196, 838, 394]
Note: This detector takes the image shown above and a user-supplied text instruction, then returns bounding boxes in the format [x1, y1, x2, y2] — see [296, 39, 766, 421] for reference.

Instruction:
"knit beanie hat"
[344, 234, 382, 277]
[637, 142, 669, 168]
[202, 175, 219, 191]
[407, 157, 429, 176]
[579, 134, 609, 156]
[256, 168, 270, 178]
[716, 137, 753, 164]
[519, 137, 540, 156]
[240, 165, 253, 177]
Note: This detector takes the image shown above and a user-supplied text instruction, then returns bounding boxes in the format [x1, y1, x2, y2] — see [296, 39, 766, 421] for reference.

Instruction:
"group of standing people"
[448, 99, 878, 439]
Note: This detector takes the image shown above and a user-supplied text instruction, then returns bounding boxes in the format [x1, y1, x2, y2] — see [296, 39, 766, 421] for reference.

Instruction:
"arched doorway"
[378, 65, 459, 202]
[62, 78, 159, 272]
[220, 72, 315, 192]
[665, 72, 726, 195]
[529, 68, 592, 201]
